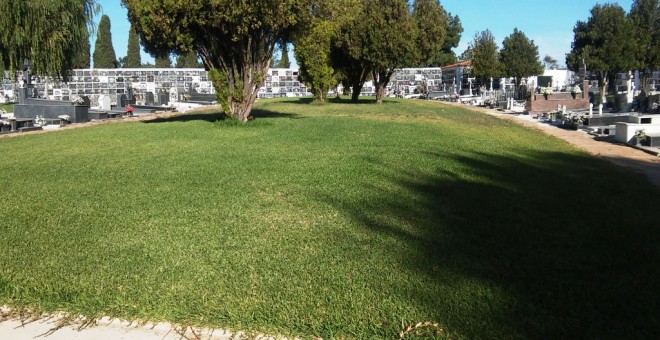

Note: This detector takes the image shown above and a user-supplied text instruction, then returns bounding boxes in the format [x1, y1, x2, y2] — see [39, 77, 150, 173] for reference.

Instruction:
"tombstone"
[126, 87, 134, 102]
[562, 105, 566, 114]
[626, 71, 634, 104]
[80, 96, 91, 107]
[118, 94, 128, 108]
[589, 103, 593, 115]
[145, 92, 154, 106]
[98, 94, 112, 111]
[157, 92, 169, 106]
[598, 103, 603, 115]
[578, 58, 587, 83]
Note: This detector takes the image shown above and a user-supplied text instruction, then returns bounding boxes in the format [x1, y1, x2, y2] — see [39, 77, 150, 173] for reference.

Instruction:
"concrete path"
[0, 307, 268, 340]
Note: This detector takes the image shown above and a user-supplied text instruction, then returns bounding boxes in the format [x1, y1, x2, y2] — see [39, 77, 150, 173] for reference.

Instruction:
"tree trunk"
[373, 69, 393, 105]
[351, 83, 363, 102]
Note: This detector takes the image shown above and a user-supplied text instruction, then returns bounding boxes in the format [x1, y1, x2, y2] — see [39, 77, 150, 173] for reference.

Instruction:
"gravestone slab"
[98, 95, 112, 111]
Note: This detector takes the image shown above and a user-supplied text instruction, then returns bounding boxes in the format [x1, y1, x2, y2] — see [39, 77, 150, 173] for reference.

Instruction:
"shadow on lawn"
[142, 108, 300, 124]
[318, 149, 660, 339]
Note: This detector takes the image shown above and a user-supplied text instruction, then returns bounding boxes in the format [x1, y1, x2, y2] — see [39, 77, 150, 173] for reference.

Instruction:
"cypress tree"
[125, 26, 141, 68]
[277, 43, 291, 68]
[93, 15, 117, 68]
[72, 31, 91, 69]
[155, 54, 171, 68]
[176, 52, 201, 68]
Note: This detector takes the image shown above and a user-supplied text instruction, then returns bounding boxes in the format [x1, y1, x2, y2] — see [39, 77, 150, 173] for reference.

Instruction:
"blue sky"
[92, 0, 635, 68]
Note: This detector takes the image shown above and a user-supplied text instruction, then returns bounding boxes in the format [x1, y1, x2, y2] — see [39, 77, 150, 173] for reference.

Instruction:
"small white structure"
[615, 115, 660, 144]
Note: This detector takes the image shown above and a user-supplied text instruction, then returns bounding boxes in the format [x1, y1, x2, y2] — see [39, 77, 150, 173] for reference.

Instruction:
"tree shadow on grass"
[142, 108, 301, 124]
[315, 149, 660, 339]
[272, 97, 380, 105]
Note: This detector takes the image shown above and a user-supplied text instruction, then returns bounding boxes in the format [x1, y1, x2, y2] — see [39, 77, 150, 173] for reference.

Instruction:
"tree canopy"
[567, 3, 636, 103]
[468, 29, 501, 83]
[93, 14, 117, 68]
[0, 0, 98, 79]
[543, 55, 558, 69]
[435, 13, 463, 66]
[72, 31, 91, 69]
[277, 43, 291, 68]
[155, 54, 171, 68]
[125, 26, 141, 68]
[176, 52, 202, 68]
[123, 0, 305, 121]
[629, 0, 660, 88]
[333, 0, 417, 104]
[412, 0, 447, 67]
[499, 28, 543, 87]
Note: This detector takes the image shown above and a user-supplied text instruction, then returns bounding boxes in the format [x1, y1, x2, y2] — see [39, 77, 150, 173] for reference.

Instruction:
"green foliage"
[155, 54, 171, 68]
[175, 52, 201, 68]
[123, 0, 305, 121]
[93, 15, 117, 68]
[333, 0, 416, 103]
[469, 29, 501, 82]
[629, 0, 660, 87]
[543, 55, 558, 69]
[434, 13, 463, 66]
[276, 43, 291, 68]
[72, 30, 91, 69]
[125, 26, 141, 68]
[116, 56, 127, 68]
[412, 0, 447, 67]
[499, 28, 544, 87]
[1, 98, 659, 338]
[295, 20, 336, 101]
[0, 0, 98, 79]
[567, 4, 636, 102]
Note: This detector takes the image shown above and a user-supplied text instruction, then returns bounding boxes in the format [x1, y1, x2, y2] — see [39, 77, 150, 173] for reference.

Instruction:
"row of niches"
[68, 76, 208, 83]
[71, 69, 206, 77]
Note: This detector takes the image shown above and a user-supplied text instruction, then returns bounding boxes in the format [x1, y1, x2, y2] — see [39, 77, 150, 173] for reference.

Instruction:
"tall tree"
[277, 43, 291, 68]
[93, 14, 117, 68]
[125, 26, 141, 68]
[412, 0, 447, 67]
[435, 13, 463, 66]
[500, 28, 544, 88]
[123, 0, 305, 122]
[469, 29, 501, 84]
[567, 4, 636, 103]
[294, 0, 360, 102]
[72, 30, 91, 69]
[0, 0, 98, 79]
[176, 52, 202, 68]
[629, 0, 660, 89]
[543, 55, 558, 69]
[333, 0, 416, 104]
[155, 54, 171, 68]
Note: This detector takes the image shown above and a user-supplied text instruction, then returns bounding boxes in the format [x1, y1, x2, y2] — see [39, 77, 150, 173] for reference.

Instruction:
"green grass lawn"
[1, 97, 658, 339]
[0, 103, 12, 113]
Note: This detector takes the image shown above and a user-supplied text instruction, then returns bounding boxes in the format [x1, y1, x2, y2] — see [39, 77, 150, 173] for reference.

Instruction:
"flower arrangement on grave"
[34, 115, 47, 127]
[0, 119, 10, 126]
[540, 87, 553, 95]
[57, 115, 70, 122]
[633, 129, 647, 145]
[71, 96, 85, 105]
[571, 86, 582, 94]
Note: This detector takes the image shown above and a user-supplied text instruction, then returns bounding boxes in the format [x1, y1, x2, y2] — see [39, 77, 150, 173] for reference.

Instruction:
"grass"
[0, 103, 12, 113]
[0, 97, 658, 339]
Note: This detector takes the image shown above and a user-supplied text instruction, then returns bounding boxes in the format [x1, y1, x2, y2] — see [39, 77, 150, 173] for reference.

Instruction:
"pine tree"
[125, 26, 141, 68]
[93, 15, 117, 68]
